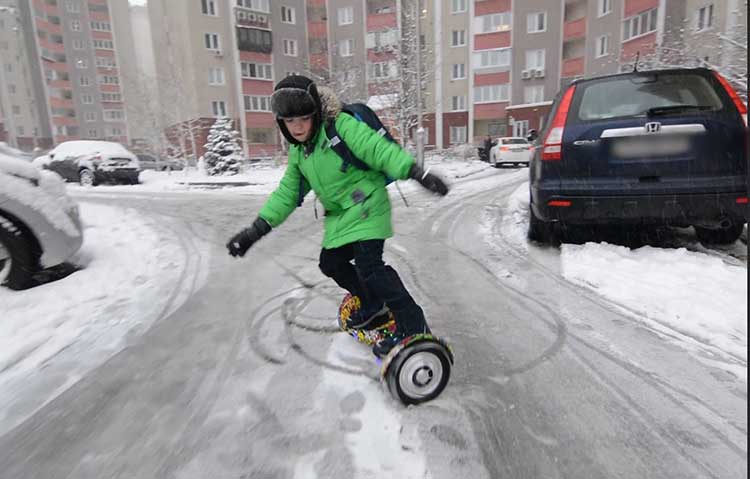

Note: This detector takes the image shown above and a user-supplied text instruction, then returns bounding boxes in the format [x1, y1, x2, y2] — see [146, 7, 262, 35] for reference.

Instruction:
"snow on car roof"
[0, 151, 41, 181]
[50, 140, 131, 158]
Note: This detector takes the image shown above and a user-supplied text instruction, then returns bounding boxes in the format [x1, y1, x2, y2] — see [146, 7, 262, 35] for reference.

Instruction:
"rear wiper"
[645, 105, 714, 117]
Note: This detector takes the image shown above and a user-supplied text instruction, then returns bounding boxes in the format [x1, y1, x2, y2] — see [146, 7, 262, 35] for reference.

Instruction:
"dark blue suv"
[528, 68, 748, 245]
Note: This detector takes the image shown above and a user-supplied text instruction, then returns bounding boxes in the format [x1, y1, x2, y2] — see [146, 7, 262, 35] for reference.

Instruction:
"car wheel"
[527, 206, 554, 244]
[489, 152, 496, 167]
[694, 222, 743, 245]
[79, 168, 95, 187]
[0, 216, 36, 290]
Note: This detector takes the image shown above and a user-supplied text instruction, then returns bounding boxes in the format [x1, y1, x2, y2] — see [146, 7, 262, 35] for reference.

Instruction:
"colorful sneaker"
[346, 302, 389, 330]
[372, 332, 409, 358]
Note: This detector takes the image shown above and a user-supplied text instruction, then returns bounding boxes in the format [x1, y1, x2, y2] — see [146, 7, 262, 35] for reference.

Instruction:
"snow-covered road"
[0, 161, 746, 478]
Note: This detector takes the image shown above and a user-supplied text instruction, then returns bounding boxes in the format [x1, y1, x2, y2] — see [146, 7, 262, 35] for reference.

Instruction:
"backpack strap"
[325, 119, 371, 173]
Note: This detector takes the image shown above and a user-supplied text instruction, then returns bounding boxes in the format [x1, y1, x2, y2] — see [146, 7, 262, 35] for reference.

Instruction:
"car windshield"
[576, 73, 724, 121]
[502, 138, 528, 145]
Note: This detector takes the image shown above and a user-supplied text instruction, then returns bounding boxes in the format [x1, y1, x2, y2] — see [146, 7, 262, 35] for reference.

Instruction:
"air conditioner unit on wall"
[521, 69, 532, 79]
[248, 13, 256, 21]
[534, 69, 545, 78]
[237, 11, 246, 20]
[257, 14, 267, 23]
[213, 49, 223, 57]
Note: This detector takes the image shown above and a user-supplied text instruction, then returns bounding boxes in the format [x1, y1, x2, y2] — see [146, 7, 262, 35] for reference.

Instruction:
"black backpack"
[297, 102, 398, 207]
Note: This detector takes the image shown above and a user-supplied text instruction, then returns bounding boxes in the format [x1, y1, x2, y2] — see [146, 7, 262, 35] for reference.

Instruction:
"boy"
[227, 75, 448, 357]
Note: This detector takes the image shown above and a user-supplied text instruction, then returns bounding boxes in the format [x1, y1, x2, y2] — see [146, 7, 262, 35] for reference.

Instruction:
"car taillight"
[542, 85, 576, 161]
[713, 71, 748, 127]
[500, 146, 509, 151]
[737, 197, 749, 204]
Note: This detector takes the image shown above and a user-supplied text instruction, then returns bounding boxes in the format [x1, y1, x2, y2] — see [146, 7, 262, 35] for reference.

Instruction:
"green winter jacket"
[258, 89, 415, 249]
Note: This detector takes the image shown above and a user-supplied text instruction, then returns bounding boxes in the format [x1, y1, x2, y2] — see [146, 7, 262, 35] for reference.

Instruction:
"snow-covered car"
[43, 140, 140, 186]
[0, 152, 83, 289]
[489, 137, 533, 167]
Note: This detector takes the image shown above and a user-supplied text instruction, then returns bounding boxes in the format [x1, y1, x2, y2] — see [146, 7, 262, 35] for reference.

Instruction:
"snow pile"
[561, 243, 748, 361]
[0, 168, 81, 238]
[0, 202, 204, 434]
[0, 151, 40, 181]
[49, 140, 132, 158]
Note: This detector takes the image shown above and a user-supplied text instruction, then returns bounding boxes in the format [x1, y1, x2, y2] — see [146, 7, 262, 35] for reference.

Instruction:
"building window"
[451, 95, 466, 111]
[104, 110, 125, 121]
[527, 12, 546, 33]
[87, 129, 97, 137]
[11, 105, 20, 115]
[283, 39, 297, 56]
[244, 95, 271, 112]
[622, 8, 658, 41]
[93, 39, 114, 49]
[65, 1, 80, 13]
[475, 12, 511, 33]
[101, 92, 122, 102]
[339, 38, 353, 57]
[281, 5, 295, 24]
[525, 49, 545, 70]
[367, 29, 397, 49]
[595, 34, 609, 57]
[204, 33, 220, 50]
[75, 59, 87, 69]
[451, 30, 466, 47]
[8, 84, 15, 94]
[84, 111, 97, 121]
[98, 75, 119, 84]
[524, 85, 545, 103]
[369, 61, 395, 79]
[449, 126, 467, 145]
[598, 0, 612, 17]
[212, 100, 227, 117]
[81, 93, 94, 104]
[96, 57, 117, 68]
[338, 6, 353, 25]
[473, 84, 510, 103]
[90, 21, 111, 32]
[73, 39, 85, 50]
[237, 0, 269, 12]
[248, 128, 274, 143]
[109, 127, 123, 137]
[208, 67, 225, 85]
[512, 119, 529, 137]
[241, 62, 273, 80]
[696, 4, 713, 31]
[70, 20, 80, 31]
[77, 76, 88, 86]
[451, 0, 467, 14]
[201, 0, 217, 16]
[451, 63, 466, 80]
[16, 126, 24, 136]
[473, 48, 511, 69]
[236, 27, 272, 53]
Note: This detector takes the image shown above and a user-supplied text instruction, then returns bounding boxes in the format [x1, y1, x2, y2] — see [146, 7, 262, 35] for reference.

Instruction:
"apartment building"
[11, 0, 132, 147]
[0, 1, 49, 149]
[142, 0, 746, 161]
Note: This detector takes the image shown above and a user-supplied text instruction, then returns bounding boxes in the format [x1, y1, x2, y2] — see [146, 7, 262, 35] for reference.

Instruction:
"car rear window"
[501, 138, 528, 145]
[575, 73, 724, 121]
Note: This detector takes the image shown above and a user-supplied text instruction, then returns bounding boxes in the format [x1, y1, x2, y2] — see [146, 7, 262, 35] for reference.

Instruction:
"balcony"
[564, 17, 586, 41]
[367, 12, 397, 30]
[307, 20, 326, 38]
[562, 56, 584, 77]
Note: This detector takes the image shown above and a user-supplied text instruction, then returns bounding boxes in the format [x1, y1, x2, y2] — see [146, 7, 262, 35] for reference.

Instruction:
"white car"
[489, 137, 533, 168]
[0, 152, 83, 289]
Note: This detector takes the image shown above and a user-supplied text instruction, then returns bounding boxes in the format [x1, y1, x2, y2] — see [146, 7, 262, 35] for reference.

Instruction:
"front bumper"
[93, 167, 139, 184]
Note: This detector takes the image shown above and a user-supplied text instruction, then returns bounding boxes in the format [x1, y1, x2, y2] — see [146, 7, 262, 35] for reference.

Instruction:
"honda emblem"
[645, 122, 661, 133]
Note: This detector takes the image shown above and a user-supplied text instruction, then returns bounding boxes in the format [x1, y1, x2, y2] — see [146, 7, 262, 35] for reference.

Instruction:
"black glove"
[409, 164, 449, 196]
[227, 217, 272, 257]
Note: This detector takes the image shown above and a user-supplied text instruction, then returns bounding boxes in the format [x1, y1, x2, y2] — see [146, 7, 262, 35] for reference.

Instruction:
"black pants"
[319, 239, 427, 334]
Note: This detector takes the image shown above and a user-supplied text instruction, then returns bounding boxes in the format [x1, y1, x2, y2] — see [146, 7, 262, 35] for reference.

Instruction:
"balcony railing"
[563, 17, 586, 40]
[562, 56, 584, 77]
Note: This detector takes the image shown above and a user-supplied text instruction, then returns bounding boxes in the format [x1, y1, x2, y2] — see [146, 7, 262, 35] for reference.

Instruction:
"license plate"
[613, 137, 690, 157]
[511, 148, 525, 152]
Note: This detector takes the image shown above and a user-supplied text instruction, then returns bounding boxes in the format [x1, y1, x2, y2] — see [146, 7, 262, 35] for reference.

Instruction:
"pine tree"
[203, 117, 243, 176]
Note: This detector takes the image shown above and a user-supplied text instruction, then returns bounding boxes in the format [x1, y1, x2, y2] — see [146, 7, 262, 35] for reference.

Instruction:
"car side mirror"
[526, 129, 538, 142]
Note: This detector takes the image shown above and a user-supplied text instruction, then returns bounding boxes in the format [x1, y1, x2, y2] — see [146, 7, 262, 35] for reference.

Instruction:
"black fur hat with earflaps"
[271, 75, 322, 145]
